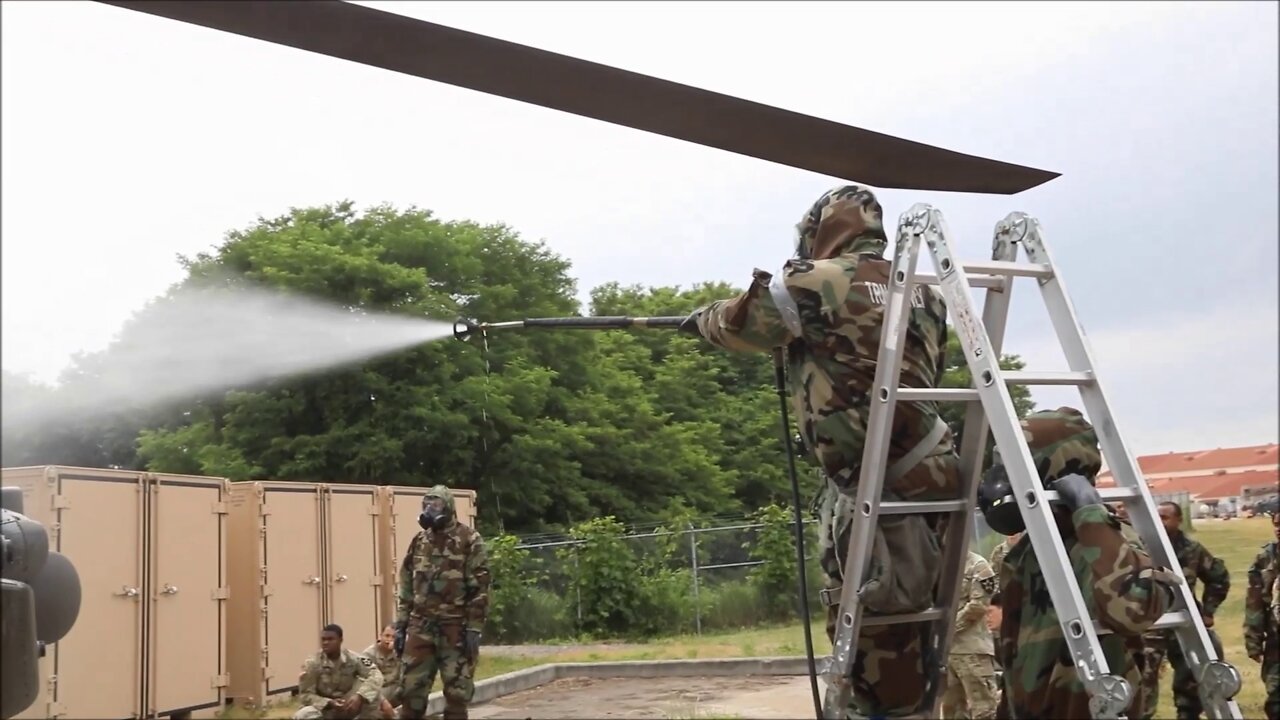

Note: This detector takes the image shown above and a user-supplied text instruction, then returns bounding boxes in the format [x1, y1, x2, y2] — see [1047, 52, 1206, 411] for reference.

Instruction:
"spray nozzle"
[453, 317, 481, 342]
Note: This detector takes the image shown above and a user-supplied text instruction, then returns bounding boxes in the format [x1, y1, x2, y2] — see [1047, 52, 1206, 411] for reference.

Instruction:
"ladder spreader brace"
[819, 204, 1244, 720]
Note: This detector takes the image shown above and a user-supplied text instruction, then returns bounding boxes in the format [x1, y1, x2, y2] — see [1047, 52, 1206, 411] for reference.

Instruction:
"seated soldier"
[361, 625, 403, 719]
[294, 624, 383, 720]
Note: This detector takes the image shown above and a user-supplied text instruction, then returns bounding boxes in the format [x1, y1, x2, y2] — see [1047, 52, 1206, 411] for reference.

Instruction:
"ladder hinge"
[51, 495, 71, 510]
[212, 587, 230, 600]
[212, 674, 230, 688]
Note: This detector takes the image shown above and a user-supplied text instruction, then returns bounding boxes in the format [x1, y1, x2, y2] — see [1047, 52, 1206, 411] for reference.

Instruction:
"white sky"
[2, 1, 1277, 457]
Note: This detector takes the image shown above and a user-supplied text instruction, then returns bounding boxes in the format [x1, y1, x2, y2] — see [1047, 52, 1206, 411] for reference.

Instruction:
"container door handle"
[304, 576, 321, 585]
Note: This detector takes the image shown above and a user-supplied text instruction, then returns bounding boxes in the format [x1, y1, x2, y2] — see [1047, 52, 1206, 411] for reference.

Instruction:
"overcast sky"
[2, 1, 1276, 458]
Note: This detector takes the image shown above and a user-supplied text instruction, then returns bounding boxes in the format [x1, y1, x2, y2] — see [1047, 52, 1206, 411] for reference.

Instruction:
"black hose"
[773, 348, 823, 720]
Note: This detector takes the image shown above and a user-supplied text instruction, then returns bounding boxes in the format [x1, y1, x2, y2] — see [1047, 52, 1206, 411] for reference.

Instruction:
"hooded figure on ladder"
[679, 184, 962, 719]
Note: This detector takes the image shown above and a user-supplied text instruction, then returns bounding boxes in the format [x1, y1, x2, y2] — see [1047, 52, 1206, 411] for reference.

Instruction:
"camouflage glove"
[677, 308, 704, 337]
[393, 621, 407, 657]
[1051, 473, 1103, 512]
[463, 629, 482, 662]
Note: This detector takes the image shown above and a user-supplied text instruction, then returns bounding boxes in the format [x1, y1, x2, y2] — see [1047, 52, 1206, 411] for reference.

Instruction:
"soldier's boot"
[441, 701, 467, 720]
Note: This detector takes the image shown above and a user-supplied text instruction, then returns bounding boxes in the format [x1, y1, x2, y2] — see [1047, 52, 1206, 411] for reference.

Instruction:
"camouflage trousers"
[940, 654, 998, 720]
[1137, 629, 1225, 720]
[397, 624, 477, 720]
[1263, 651, 1280, 720]
[293, 700, 382, 720]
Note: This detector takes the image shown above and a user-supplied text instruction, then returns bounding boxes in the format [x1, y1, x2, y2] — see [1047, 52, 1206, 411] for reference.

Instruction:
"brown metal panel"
[261, 484, 324, 696]
[148, 474, 228, 717]
[322, 484, 382, 649]
[47, 468, 147, 719]
[374, 488, 396, 630]
[224, 482, 268, 706]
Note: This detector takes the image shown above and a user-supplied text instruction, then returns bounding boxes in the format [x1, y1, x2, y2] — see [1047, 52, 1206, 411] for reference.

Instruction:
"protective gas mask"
[977, 465, 1025, 537]
[418, 497, 451, 531]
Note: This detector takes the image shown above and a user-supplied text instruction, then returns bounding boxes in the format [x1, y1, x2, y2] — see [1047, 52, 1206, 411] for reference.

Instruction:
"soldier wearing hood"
[977, 407, 1178, 720]
[679, 185, 962, 718]
[393, 485, 490, 720]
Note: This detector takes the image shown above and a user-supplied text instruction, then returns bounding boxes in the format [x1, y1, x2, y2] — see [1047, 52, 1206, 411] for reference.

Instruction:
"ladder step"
[897, 388, 980, 403]
[914, 273, 1004, 289]
[861, 607, 945, 626]
[1003, 371, 1094, 386]
[961, 260, 1054, 279]
[1095, 611, 1191, 636]
[881, 500, 968, 515]
[1041, 487, 1140, 503]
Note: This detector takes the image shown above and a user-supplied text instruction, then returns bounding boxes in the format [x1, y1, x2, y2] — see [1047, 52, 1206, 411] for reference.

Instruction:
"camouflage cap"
[794, 185, 888, 261]
[424, 484, 456, 512]
[995, 406, 1102, 487]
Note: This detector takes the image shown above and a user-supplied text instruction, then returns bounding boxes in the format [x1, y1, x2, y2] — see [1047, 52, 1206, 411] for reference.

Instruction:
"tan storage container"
[225, 481, 326, 706]
[376, 486, 478, 625]
[320, 483, 385, 652]
[0, 465, 229, 720]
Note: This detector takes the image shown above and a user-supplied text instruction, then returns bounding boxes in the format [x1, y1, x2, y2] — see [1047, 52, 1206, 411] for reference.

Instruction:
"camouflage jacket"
[1169, 530, 1230, 616]
[297, 648, 382, 711]
[988, 537, 1018, 585]
[396, 519, 491, 628]
[693, 186, 957, 501]
[996, 505, 1172, 720]
[952, 551, 997, 656]
[1244, 539, 1279, 659]
[360, 642, 402, 689]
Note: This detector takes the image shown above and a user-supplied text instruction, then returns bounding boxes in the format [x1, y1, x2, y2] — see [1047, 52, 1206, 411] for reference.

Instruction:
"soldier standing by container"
[1244, 512, 1280, 720]
[362, 625, 403, 718]
[294, 624, 384, 720]
[393, 485, 490, 720]
[1137, 502, 1230, 720]
[940, 550, 999, 720]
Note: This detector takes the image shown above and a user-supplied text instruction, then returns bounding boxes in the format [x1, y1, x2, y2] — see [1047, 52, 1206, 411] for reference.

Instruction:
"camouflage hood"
[998, 406, 1103, 486]
[424, 484, 456, 514]
[794, 185, 889, 261]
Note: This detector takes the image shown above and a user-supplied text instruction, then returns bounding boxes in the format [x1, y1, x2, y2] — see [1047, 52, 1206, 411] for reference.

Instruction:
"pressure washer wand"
[453, 316, 685, 341]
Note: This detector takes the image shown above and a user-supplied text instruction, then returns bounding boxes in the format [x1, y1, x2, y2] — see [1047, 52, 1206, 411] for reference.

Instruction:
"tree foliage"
[4, 202, 1036, 534]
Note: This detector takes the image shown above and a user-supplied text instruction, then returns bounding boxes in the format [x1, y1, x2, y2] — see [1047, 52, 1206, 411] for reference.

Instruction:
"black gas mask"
[418, 496, 452, 531]
[977, 464, 1025, 536]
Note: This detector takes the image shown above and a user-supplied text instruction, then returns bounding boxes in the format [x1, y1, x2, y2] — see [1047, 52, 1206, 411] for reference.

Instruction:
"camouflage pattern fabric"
[1138, 528, 1230, 719]
[690, 186, 962, 718]
[1244, 516, 1280, 720]
[294, 649, 383, 720]
[396, 485, 491, 720]
[987, 535, 1019, 593]
[360, 642, 402, 704]
[994, 407, 1176, 720]
[941, 552, 999, 720]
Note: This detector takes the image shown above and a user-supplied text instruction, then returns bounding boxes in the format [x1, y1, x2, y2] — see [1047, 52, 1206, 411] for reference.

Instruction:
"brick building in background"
[1098, 443, 1278, 517]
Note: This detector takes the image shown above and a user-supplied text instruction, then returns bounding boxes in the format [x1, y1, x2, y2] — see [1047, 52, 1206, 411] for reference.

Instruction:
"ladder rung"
[1003, 371, 1094, 386]
[961, 260, 1054, 279]
[880, 500, 968, 515]
[1039, 487, 1139, 504]
[861, 607, 945, 626]
[897, 388, 980, 403]
[1095, 611, 1191, 636]
[914, 273, 1004, 289]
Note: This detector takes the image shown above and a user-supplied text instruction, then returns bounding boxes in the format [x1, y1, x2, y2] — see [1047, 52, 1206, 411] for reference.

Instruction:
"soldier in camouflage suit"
[1244, 512, 1280, 720]
[394, 485, 490, 720]
[295, 624, 384, 720]
[940, 550, 999, 720]
[987, 532, 1021, 591]
[680, 185, 961, 718]
[362, 625, 403, 718]
[980, 407, 1177, 720]
[1138, 501, 1230, 720]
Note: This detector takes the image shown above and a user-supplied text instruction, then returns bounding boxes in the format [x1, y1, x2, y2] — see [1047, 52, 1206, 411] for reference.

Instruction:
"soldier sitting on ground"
[361, 625, 403, 719]
[294, 624, 383, 720]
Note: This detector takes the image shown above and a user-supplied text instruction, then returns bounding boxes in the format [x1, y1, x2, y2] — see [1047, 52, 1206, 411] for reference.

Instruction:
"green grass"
[220, 517, 1273, 719]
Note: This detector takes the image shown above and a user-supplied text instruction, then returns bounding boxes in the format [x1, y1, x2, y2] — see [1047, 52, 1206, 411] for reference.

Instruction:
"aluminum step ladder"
[818, 203, 1244, 720]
